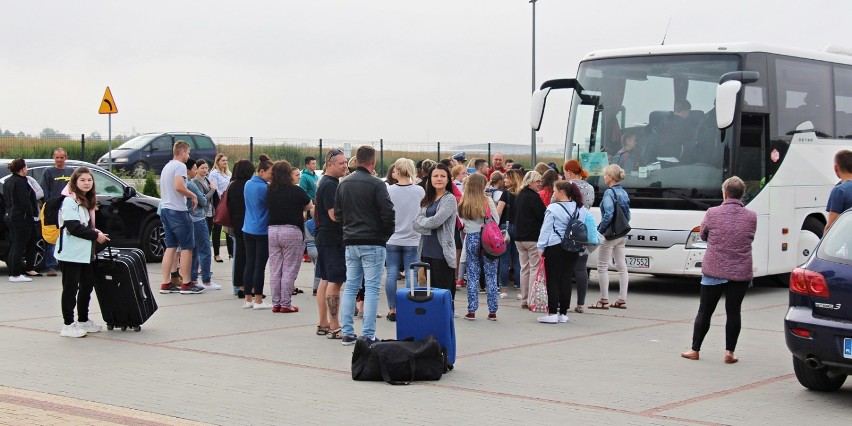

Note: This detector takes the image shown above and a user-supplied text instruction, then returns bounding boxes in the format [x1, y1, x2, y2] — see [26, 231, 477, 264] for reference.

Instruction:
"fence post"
[249, 137, 254, 162]
[80, 134, 86, 162]
[487, 142, 491, 166]
[437, 142, 441, 161]
[379, 139, 384, 176]
[318, 138, 323, 168]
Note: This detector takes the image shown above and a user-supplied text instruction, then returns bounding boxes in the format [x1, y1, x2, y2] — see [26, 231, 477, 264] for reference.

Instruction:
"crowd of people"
[11, 142, 850, 347]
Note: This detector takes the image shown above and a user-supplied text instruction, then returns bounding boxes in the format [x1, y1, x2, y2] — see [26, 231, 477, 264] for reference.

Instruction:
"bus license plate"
[844, 338, 852, 359]
[625, 256, 650, 269]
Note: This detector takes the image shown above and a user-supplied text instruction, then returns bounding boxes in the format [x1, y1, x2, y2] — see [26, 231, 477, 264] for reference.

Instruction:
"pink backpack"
[480, 205, 507, 259]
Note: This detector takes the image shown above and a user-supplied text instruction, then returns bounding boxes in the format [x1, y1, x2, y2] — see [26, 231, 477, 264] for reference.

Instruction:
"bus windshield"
[568, 54, 739, 210]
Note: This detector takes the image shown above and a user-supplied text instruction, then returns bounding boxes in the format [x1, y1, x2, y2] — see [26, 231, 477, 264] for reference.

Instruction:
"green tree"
[142, 171, 159, 197]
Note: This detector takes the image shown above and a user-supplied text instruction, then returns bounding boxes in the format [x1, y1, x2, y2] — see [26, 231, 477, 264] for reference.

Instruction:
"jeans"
[341, 245, 386, 339]
[498, 223, 520, 288]
[190, 220, 212, 283]
[384, 244, 419, 309]
[45, 243, 58, 270]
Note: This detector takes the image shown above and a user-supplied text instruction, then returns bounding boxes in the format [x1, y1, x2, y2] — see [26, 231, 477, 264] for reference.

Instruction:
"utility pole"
[530, 0, 538, 165]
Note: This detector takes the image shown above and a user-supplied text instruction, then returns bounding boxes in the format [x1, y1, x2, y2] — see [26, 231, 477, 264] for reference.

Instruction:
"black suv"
[0, 159, 165, 268]
[96, 132, 217, 178]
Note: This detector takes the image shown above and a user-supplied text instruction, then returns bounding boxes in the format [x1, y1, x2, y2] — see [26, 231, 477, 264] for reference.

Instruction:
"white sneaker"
[9, 275, 33, 283]
[77, 320, 102, 333]
[60, 324, 87, 338]
[242, 301, 255, 309]
[516, 293, 524, 300]
[252, 302, 273, 310]
[499, 292, 508, 299]
[537, 314, 558, 324]
[558, 314, 569, 323]
[202, 282, 222, 290]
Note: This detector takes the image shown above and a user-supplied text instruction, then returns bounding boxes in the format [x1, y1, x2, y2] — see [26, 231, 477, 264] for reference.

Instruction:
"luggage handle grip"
[408, 262, 430, 296]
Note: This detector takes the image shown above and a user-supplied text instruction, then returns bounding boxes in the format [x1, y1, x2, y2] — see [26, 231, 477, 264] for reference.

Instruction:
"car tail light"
[790, 268, 831, 298]
[790, 328, 812, 338]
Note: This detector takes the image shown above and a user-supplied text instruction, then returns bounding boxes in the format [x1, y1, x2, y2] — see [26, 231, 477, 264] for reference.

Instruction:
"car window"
[193, 135, 215, 150]
[818, 213, 852, 265]
[150, 136, 171, 153]
[92, 170, 125, 197]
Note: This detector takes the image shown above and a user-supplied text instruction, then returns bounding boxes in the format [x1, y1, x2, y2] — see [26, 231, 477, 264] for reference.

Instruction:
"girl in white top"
[209, 153, 232, 262]
[55, 167, 110, 337]
[383, 158, 426, 320]
[458, 173, 500, 321]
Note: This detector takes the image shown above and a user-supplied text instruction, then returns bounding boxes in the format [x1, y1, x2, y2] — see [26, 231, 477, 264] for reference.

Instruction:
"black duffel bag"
[351, 335, 447, 385]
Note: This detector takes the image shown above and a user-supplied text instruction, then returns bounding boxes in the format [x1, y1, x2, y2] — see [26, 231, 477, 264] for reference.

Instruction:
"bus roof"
[582, 42, 852, 66]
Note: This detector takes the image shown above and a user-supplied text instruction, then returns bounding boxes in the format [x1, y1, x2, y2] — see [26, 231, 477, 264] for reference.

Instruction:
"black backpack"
[553, 203, 588, 253]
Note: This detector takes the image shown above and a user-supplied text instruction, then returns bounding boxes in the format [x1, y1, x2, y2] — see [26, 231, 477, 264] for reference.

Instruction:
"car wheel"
[141, 219, 165, 262]
[792, 355, 847, 392]
[132, 161, 149, 179]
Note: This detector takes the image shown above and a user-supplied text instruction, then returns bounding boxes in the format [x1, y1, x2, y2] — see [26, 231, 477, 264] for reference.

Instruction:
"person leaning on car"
[681, 176, 757, 365]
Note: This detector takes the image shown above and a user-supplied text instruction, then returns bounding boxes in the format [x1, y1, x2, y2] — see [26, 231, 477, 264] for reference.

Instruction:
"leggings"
[543, 245, 579, 315]
[232, 231, 246, 290]
[59, 261, 95, 325]
[691, 280, 749, 352]
[242, 232, 269, 297]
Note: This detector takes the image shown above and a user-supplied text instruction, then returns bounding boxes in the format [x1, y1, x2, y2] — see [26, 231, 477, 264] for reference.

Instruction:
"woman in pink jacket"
[681, 176, 756, 364]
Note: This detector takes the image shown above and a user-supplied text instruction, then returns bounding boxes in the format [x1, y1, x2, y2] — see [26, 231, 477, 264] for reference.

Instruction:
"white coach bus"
[531, 43, 852, 281]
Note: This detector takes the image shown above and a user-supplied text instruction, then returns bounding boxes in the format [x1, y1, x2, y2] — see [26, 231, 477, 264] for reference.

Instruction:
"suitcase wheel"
[106, 324, 114, 331]
[448, 364, 454, 371]
[133, 326, 141, 332]
[120, 326, 127, 331]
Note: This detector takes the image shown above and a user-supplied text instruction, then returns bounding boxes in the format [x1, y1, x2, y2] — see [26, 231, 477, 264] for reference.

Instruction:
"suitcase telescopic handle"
[409, 261, 430, 295]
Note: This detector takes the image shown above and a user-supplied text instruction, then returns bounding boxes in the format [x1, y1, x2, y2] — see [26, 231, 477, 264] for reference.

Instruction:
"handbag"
[351, 336, 447, 385]
[212, 183, 232, 228]
[528, 259, 548, 313]
[604, 190, 631, 240]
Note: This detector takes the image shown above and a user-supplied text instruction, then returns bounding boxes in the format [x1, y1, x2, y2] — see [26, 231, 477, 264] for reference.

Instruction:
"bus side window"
[774, 58, 833, 138]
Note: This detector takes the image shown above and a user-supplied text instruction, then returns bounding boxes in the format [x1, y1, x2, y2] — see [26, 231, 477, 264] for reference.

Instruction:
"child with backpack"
[458, 173, 500, 321]
[55, 167, 110, 337]
[535, 180, 592, 324]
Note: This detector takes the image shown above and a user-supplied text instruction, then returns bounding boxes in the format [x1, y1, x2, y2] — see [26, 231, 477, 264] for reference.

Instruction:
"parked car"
[96, 132, 217, 178]
[0, 159, 165, 269]
[785, 208, 852, 391]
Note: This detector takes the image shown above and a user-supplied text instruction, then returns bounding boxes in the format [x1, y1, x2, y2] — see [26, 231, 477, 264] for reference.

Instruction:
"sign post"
[98, 87, 118, 170]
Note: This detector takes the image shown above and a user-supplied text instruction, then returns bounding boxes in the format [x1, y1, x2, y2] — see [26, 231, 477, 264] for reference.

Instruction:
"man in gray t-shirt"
[39, 148, 74, 276]
[158, 140, 202, 295]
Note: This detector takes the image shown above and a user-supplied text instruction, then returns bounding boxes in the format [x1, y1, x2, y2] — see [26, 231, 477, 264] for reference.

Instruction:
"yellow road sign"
[98, 86, 118, 114]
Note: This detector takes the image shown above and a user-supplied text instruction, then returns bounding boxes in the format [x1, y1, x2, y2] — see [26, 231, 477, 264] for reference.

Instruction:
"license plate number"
[845, 338, 852, 359]
[611, 256, 650, 269]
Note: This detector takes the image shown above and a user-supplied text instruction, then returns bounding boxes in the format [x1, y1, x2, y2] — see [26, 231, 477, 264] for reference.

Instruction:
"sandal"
[316, 325, 330, 336]
[611, 300, 627, 309]
[327, 328, 343, 339]
[574, 305, 585, 314]
[291, 287, 304, 295]
[588, 299, 609, 310]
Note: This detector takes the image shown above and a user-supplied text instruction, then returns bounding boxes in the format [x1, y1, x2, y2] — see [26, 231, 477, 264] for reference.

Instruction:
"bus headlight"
[685, 227, 706, 249]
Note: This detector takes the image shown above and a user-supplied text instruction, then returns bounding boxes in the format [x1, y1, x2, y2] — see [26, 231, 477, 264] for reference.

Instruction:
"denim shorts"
[160, 208, 195, 250]
[316, 243, 346, 283]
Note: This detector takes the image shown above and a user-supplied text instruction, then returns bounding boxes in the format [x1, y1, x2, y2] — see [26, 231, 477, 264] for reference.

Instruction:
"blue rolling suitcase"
[396, 262, 456, 369]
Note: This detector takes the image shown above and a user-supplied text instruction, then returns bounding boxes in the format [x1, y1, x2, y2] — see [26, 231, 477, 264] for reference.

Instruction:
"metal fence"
[0, 134, 566, 176]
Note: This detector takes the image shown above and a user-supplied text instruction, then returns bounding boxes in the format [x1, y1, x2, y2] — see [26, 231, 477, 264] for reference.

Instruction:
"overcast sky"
[1, 0, 849, 150]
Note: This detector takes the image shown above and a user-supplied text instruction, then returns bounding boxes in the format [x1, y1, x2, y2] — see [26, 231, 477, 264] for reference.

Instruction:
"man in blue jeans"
[39, 148, 74, 276]
[335, 146, 395, 345]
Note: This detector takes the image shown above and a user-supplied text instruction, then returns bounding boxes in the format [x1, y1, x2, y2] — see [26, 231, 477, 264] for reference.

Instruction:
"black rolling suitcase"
[93, 247, 157, 332]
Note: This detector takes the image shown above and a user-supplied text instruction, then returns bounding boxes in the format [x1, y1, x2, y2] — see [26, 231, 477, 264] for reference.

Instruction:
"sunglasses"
[326, 149, 343, 161]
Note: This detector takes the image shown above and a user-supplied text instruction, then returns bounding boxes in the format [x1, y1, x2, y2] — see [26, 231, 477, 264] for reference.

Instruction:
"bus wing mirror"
[530, 87, 552, 131]
[716, 80, 742, 129]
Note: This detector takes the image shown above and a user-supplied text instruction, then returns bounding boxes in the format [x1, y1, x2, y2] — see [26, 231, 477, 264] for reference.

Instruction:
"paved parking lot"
[0, 259, 850, 425]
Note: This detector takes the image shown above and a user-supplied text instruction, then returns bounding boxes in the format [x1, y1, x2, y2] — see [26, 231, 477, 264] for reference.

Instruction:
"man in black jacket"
[335, 146, 395, 345]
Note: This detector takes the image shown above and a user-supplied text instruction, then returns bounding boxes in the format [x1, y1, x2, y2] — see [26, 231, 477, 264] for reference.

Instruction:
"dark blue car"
[785, 209, 852, 391]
